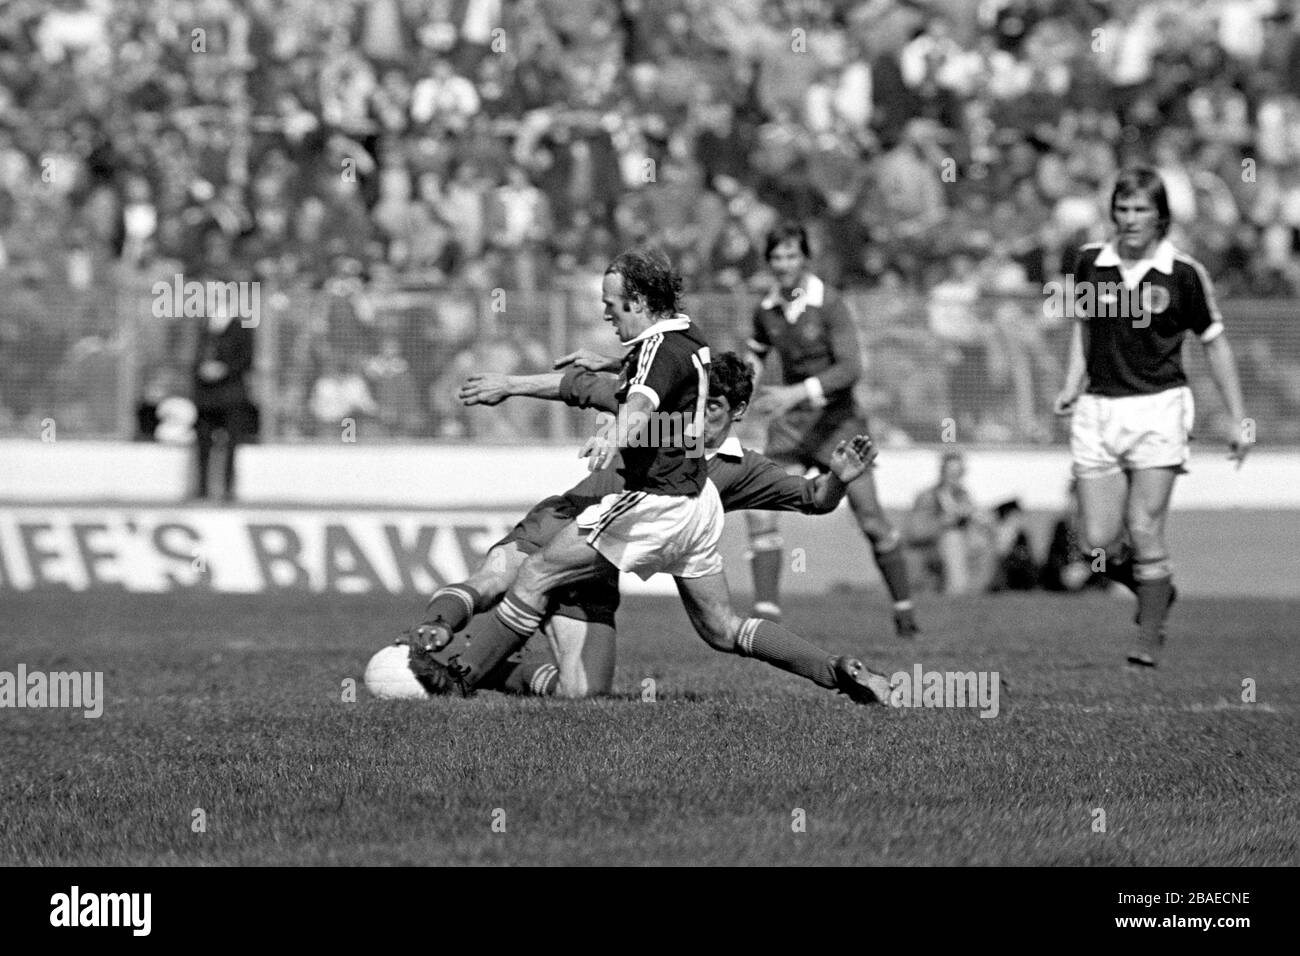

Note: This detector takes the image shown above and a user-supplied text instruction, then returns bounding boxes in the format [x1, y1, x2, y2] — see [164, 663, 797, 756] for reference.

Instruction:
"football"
[363, 644, 431, 700]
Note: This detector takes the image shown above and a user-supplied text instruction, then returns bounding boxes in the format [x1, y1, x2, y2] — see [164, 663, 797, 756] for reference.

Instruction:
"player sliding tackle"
[407, 248, 892, 703]
[406, 351, 879, 697]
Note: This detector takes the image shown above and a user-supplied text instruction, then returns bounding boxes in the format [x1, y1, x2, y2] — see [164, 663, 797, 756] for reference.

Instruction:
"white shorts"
[577, 480, 724, 581]
[1071, 386, 1194, 478]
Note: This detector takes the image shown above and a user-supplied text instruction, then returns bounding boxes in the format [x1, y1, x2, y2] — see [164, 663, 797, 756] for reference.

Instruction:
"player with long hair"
[1053, 166, 1251, 666]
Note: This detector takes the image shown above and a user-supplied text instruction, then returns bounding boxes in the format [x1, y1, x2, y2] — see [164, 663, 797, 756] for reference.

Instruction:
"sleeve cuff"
[1200, 322, 1225, 344]
[803, 376, 827, 409]
[627, 382, 660, 410]
[558, 367, 583, 406]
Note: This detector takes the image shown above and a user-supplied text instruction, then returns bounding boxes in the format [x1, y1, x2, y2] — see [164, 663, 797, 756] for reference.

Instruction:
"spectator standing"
[192, 306, 256, 502]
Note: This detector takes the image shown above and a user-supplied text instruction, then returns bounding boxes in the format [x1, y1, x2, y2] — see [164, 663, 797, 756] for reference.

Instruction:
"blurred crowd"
[3, 0, 1300, 295]
[3, 0, 1300, 442]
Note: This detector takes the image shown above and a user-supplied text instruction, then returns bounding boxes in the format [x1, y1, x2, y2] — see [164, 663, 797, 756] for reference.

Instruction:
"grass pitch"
[1, 589, 1296, 866]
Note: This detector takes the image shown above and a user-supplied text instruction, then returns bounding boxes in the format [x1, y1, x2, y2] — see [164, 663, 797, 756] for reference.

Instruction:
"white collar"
[705, 435, 745, 460]
[762, 274, 825, 323]
[621, 313, 692, 347]
[1093, 239, 1176, 275]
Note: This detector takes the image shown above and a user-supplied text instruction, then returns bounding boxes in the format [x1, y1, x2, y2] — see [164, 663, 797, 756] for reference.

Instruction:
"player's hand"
[458, 373, 512, 406]
[829, 434, 877, 483]
[1052, 387, 1079, 417]
[580, 434, 618, 471]
[579, 413, 618, 471]
[1227, 418, 1253, 469]
[554, 349, 621, 372]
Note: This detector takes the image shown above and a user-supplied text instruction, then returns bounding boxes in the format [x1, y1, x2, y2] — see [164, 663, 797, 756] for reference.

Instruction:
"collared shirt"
[1069, 239, 1224, 397]
[613, 313, 711, 496]
[551, 386, 836, 515]
[748, 274, 861, 406]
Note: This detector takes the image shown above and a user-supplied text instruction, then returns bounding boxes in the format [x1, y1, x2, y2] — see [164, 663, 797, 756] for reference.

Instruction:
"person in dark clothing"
[192, 311, 256, 501]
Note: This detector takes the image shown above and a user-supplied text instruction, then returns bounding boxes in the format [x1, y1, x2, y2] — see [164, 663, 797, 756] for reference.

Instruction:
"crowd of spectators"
[3, 0, 1300, 295]
[3, 0, 1300, 441]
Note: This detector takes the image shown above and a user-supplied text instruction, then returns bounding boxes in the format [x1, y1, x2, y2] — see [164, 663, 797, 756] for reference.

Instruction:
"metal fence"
[3, 280, 1298, 446]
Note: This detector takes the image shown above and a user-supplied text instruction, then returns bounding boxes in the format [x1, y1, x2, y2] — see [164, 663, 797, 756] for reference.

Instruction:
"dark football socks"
[735, 618, 837, 689]
[749, 540, 784, 614]
[1134, 557, 1174, 646]
[453, 593, 544, 686]
[423, 584, 481, 631]
[872, 533, 913, 606]
[479, 659, 560, 696]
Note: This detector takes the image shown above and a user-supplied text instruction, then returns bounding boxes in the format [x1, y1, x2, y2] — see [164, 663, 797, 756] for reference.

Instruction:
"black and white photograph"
[0, 0, 1295, 916]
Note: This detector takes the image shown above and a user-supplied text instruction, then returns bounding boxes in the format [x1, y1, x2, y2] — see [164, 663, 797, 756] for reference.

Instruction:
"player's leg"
[481, 617, 616, 698]
[673, 571, 891, 702]
[936, 527, 972, 595]
[488, 574, 620, 697]
[744, 509, 785, 621]
[1070, 394, 1138, 593]
[448, 520, 615, 688]
[1074, 472, 1133, 590]
[845, 470, 918, 636]
[1124, 466, 1179, 664]
[547, 615, 616, 697]
[415, 542, 528, 649]
[747, 417, 803, 622]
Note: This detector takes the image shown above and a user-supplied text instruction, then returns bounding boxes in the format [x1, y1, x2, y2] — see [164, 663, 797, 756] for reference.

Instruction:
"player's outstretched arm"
[459, 372, 565, 406]
[811, 435, 876, 511]
[554, 349, 623, 372]
[1202, 332, 1251, 467]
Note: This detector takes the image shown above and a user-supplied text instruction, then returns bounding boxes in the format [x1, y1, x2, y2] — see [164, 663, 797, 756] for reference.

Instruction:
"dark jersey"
[748, 274, 862, 408]
[559, 365, 619, 412]
[1069, 240, 1224, 398]
[498, 435, 840, 558]
[613, 316, 711, 496]
[496, 376, 842, 626]
[748, 274, 866, 466]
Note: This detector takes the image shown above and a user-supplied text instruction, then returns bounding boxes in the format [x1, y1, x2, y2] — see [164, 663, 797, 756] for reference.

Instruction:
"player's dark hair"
[708, 351, 754, 409]
[605, 248, 684, 316]
[764, 222, 811, 261]
[1110, 166, 1171, 238]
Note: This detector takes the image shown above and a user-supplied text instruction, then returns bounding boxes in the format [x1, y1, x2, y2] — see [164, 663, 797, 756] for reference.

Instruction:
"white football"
[364, 644, 431, 700]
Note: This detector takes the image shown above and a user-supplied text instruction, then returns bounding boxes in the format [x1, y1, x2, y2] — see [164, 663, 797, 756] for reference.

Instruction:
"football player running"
[743, 223, 918, 638]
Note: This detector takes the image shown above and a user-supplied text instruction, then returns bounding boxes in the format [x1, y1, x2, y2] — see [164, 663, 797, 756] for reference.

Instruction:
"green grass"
[1, 590, 1296, 865]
